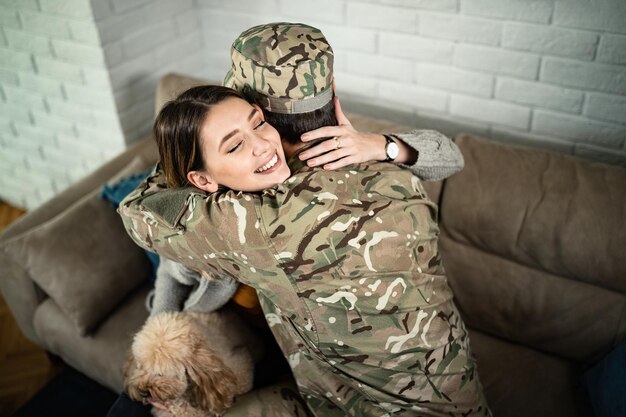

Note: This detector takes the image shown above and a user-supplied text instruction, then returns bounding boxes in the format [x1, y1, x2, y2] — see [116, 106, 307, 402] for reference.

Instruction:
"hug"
[2, 15, 621, 417]
[117, 22, 490, 417]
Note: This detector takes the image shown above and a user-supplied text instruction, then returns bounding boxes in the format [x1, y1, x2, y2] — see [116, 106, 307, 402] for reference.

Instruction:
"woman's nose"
[250, 133, 272, 156]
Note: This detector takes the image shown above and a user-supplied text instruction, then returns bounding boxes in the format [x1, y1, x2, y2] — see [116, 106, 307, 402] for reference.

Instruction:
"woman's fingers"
[305, 148, 351, 168]
[301, 125, 352, 142]
[299, 138, 340, 160]
[301, 98, 354, 142]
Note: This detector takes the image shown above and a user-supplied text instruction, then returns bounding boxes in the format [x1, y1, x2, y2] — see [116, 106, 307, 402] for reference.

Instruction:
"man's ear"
[187, 170, 218, 193]
[252, 103, 265, 119]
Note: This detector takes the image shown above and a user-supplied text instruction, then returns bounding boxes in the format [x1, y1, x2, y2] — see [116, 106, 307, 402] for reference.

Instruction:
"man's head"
[224, 22, 338, 145]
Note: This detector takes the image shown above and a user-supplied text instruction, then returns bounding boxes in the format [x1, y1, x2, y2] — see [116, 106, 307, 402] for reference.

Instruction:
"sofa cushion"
[444, 134, 626, 293]
[3, 156, 152, 335]
[468, 328, 593, 417]
[33, 283, 151, 392]
[441, 235, 626, 363]
[155, 73, 212, 114]
[440, 134, 626, 363]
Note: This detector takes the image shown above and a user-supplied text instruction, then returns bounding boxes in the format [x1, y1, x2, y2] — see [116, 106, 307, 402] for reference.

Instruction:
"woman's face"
[193, 97, 291, 192]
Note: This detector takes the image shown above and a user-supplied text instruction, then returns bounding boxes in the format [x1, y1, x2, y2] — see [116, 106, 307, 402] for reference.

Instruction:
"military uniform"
[119, 22, 490, 417]
[119, 150, 491, 416]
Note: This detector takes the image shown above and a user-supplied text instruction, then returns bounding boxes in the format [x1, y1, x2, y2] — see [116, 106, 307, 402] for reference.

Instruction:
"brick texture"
[502, 23, 598, 60]
[450, 94, 530, 129]
[597, 34, 626, 65]
[462, 0, 553, 23]
[541, 58, 626, 95]
[2, 0, 626, 208]
[495, 77, 584, 113]
[419, 12, 502, 46]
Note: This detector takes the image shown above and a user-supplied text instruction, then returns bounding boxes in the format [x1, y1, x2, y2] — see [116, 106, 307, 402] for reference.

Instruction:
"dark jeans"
[105, 392, 151, 417]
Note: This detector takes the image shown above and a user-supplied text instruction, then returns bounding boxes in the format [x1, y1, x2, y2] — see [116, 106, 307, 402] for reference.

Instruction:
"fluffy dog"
[124, 308, 260, 417]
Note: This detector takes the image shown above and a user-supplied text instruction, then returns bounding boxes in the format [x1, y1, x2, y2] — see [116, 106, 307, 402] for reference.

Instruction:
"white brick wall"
[2, 0, 626, 209]
[419, 12, 502, 46]
[98, 0, 207, 143]
[0, 0, 209, 209]
[0, 0, 127, 209]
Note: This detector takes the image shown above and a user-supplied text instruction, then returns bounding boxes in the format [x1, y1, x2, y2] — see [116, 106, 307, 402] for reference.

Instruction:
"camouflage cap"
[223, 22, 334, 114]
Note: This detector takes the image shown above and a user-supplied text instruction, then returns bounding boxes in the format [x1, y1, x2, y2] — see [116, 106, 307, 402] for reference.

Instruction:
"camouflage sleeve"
[392, 129, 464, 181]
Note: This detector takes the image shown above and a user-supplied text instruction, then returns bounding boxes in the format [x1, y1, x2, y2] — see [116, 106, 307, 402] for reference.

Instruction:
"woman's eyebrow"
[219, 109, 257, 150]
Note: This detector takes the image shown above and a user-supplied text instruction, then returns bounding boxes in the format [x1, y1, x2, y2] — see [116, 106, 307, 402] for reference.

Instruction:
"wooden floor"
[0, 202, 64, 417]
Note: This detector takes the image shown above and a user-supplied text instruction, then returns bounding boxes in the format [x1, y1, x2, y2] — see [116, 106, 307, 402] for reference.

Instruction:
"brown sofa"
[1, 74, 625, 417]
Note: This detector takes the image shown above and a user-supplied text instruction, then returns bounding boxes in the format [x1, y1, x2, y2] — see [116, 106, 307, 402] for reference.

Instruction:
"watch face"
[387, 141, 400, 160]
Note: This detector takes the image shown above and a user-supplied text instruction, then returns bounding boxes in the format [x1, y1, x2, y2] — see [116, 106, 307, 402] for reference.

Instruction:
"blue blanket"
[100, 167, 160, 281]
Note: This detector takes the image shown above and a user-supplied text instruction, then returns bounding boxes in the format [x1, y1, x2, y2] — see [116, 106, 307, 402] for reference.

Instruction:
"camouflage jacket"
[119, 147, 489, 416]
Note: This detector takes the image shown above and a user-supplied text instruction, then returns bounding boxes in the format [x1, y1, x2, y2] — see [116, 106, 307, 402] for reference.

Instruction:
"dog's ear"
[185, 344, 239, 414]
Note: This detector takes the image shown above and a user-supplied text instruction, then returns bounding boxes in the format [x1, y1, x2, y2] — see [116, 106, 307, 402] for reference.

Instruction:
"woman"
[119, 83, 490, 417]
[154, 85, 440, 194]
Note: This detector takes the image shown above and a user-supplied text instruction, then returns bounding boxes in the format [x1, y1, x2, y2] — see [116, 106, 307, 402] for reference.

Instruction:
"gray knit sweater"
[147, 130, 463, 314]
[394, 129, 464, 181]
[147, 257, 238, 316]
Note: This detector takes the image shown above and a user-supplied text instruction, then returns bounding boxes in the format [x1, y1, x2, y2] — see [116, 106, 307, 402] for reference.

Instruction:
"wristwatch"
[383, 134, 400, 162]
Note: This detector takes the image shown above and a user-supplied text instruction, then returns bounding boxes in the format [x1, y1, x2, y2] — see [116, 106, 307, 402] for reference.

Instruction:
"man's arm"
[298, 96, 463, 181]
[119, 172, 269, 289]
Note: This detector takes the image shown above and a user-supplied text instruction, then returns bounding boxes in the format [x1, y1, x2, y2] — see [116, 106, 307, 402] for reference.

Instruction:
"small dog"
[124, 308, 260, 417]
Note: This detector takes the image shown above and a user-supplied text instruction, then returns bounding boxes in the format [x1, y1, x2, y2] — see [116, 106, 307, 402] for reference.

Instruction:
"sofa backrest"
[154, 73, 213, 115]
[439, 134, 626, 364]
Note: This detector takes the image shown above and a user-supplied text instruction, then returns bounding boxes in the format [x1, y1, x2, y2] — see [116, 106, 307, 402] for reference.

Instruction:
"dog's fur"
[124, 309, 259, 417]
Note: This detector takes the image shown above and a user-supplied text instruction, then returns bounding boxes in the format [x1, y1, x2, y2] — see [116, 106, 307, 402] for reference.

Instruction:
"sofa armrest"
[0, 135, 158, 344]
[0, 252, 46, 344]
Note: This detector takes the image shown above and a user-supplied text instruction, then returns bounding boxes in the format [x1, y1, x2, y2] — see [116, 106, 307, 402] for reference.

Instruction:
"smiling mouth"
[255, 153, 279, 174]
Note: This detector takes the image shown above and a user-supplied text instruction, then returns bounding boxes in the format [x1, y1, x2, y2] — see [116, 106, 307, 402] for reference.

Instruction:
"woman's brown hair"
[154, 85, 246, 187]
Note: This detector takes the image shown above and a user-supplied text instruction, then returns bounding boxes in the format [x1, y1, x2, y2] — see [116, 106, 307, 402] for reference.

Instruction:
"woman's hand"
[298, 96, 388, 170]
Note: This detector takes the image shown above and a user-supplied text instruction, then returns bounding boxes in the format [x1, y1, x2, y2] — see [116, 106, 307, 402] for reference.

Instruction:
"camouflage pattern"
[223, 22, 334, 114]
[119, 155, 491, 416]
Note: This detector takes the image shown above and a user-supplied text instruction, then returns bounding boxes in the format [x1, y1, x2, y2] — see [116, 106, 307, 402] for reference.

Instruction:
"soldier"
[119, 23, 491, 416]
[223, 24, 463, 181]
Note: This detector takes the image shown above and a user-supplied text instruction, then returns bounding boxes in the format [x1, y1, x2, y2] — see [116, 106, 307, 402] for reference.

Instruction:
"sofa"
[1, 73, 624, 417]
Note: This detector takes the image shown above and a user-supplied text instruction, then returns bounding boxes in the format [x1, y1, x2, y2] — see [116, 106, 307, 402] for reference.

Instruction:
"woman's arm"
[391, 129, 465, 181]
[298, 96, 464, 181]
[150, 257, 194, 315]
[150, 257, 238, 315]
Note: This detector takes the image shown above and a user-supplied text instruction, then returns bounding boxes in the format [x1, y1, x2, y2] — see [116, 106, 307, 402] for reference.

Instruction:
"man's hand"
[298, 96, 387, 170]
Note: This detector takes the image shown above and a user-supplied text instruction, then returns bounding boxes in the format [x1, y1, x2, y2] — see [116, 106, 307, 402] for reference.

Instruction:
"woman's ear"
[187, 170, 218, 193]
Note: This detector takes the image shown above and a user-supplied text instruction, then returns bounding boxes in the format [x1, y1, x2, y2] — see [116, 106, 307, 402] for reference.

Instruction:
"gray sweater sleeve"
[150, 257, 193, 315]
[391, 129, 464, 181]
[150, 257, 238, 316]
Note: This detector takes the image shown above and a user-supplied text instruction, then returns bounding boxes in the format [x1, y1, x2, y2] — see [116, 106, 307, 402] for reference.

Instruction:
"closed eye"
[255, 120, 266, 129]
[227, 141, 243, 153]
